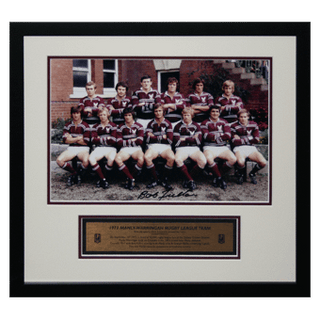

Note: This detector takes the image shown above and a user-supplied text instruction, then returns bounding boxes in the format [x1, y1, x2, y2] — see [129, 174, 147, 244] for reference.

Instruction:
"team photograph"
[49, 58, 270, 204]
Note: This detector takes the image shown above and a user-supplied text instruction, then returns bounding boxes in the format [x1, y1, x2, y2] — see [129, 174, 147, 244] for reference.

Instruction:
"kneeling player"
[173, 107, 207, 190]
[144, 104, 175, 191]
[201, 105, 237, 189]
[89, 107, 117, 189]
[231, 109, 267, 184]
[115, 107, 145, 190]
[56, 106, 90, 186]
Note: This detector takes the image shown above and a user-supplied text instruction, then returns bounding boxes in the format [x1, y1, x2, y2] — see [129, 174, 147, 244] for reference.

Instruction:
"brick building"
[49, 58, 269, 129]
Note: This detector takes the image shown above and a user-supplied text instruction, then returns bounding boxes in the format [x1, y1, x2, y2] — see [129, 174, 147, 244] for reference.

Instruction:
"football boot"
[147, 179, 158, 189]
[159, 178, 173, 191]
[128, 179, 136, 191]
[100, 179, 109, 189]
[249, 172, 257, 184]
[217, 177, 227, 190]
[187, 180, 197, 191]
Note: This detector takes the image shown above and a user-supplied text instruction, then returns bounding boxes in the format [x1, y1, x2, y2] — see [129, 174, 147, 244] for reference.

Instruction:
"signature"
[137, 189, 197, 201]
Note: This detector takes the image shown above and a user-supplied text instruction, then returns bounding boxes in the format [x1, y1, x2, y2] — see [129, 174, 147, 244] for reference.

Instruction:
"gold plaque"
[80, 217, 240, 259]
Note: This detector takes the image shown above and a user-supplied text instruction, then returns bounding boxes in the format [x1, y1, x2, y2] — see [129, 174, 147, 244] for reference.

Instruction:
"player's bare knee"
[175, 159, 183, 167]
[109, 152, 116, 162]
[137, 155, 145, 165]
[167, 158, 175, 167]
[144, 160, 152, 167]
[82, 159, 89, 167]
[107, 156, 115, 165]
[198, 158, 207, 169]
[168, 152, 175, 162]
[56, 158, 64, 167]
[259, 159, 267, 168]
[114, 155, 122, 166]
[144, 153, 153, 163]
[229, 156, 237, 166]
[237, 159, 245, 167]
[89, 156, 96, 166]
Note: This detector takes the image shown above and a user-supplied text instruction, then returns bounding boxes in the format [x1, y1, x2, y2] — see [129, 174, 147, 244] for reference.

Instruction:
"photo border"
[10, 22, 310, 297]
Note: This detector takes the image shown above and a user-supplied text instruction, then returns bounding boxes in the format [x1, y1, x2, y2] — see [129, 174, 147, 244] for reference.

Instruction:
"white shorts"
[203, 145, 230, 157]
[90, 146, 117, 160]
[119, 146, 143, 156]
[176, 146, 200, 158]
[147, 144, 171, 156]
[67, 146, 90, 157]
[233, 145, 258, 158]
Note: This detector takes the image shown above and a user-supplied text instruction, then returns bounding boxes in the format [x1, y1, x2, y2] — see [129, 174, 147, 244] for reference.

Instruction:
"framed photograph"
[10, 22, 310, 297]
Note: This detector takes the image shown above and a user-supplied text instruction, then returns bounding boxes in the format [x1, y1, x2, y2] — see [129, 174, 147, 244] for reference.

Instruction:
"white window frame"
[102, 59, 118, 97]
[70, 59, 91, 98]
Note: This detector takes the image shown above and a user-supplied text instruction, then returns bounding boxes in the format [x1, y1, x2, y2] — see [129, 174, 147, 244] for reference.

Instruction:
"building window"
[71, 59, 91, 97]
[103, 59, 118, 96]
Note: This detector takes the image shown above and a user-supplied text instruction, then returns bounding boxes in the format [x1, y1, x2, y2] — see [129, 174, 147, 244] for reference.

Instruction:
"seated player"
[114, 107, 145, 190]
[144, 104, 175, 191]
[173, 107, 207, 191]
[215, 80, 244, 123]
[89, 107, 118, 189]
[160, 77, 186, 127]
[56, 106, 90, 186]
[131, 75, 162, 129]
[106, 81, 132, 126]
[231, 109, 267, 184]
[201, 105, 237, 190]
[79, 81, 105, 122]
[186, 78, 214, 124]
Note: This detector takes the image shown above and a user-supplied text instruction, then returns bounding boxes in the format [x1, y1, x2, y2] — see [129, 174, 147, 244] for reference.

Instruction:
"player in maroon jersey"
[215, 80, 244, 123]
[106, 81, 132, 126]
[186, 78, 214, 124]
[144, 104, 175, 191]
[231, 109, 267, 184]
[56, 106, 90, 186]
[131, 75, 162, 129]
[114, 107, 145, 190]
[160, 77, 186, 127]
[173, 107, 207, 191]
[78, 81, 105, 120]
[88, 108, 118, 189]
[201, 105, 237, 190]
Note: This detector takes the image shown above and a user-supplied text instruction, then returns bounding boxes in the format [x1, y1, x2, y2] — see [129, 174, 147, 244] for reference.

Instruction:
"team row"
[79, 76, 244, 126]
[56, 104, 267, 191]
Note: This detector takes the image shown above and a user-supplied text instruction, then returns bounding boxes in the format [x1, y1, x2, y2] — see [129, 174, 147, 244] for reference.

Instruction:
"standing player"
[131, 75, 162, 129]
[215, 80, 244, 123]
[231, 109, 267, 184]
[115, 107, 145, 190]
[106, 81, 132, 126]
[56, 106, 90, 186]
[144, 104, 175, 191]
[160, 77, 186, 127]
[201, 105, 237, 190]
[173, 107, 207, 191]
[79, 81, 105, 121]
[186, 78, 214, 124]
[89, 108, 118, 189]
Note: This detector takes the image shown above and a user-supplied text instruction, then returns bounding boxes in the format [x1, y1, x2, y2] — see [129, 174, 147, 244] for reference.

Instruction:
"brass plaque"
[80, 217, 239, 258]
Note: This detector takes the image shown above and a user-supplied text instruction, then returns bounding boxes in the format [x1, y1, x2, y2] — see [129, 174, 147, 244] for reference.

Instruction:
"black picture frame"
[10, 22, 310, 297]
